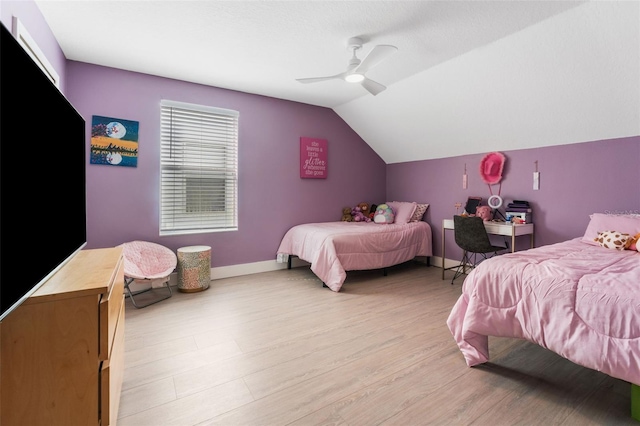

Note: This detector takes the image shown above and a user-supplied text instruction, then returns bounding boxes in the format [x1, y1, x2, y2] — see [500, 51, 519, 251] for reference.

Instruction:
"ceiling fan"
[296, 37, 398, 96]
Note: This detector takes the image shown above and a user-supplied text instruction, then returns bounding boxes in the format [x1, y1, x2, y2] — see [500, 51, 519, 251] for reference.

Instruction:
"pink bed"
[276, 221, 432, 292]
[447, 237, 640, 392]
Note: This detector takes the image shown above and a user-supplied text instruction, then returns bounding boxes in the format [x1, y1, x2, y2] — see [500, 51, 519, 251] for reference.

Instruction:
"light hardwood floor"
[117, 262, 636, 425]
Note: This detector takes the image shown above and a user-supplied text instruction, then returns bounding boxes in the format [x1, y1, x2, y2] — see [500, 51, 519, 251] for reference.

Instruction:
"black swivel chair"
[451, 215, 508, 284]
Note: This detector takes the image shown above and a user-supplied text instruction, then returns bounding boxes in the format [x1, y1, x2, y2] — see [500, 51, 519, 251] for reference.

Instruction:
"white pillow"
[387, 201, 417, 224]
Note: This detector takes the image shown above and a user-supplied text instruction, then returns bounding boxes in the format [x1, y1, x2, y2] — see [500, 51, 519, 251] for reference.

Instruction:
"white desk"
[442, 219, 534, 280]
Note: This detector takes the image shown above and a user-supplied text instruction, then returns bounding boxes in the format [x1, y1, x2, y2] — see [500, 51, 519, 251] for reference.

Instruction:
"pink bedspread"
[447, 238, 640, 385]
[276, 221, 432, 292]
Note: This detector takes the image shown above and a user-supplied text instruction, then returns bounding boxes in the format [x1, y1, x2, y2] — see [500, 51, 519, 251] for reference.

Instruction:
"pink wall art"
[300, 137, 327, 179]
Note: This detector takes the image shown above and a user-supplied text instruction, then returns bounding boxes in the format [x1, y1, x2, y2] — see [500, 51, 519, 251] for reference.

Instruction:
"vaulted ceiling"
[35, 1, 639, 163]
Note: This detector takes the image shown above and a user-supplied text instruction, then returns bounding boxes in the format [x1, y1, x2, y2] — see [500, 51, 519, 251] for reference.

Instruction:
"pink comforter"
[447, 238, 640, 385]
[276, 221, 432, 292]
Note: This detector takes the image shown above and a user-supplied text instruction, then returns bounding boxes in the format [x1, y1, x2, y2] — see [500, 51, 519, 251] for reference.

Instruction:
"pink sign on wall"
[300, 137, 327, 179]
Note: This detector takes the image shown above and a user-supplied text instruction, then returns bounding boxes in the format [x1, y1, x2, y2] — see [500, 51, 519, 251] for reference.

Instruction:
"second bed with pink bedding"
[276, 221, 432, 292]
[447, 237, 640, 389]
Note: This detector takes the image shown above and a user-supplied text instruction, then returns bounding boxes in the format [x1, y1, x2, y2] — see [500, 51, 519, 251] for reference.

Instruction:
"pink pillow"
[581, 213, 640, 246]
[387, 201, 417, 224]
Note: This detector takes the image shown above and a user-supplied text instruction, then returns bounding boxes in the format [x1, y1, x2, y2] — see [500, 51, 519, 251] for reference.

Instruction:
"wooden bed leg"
[632, 383, 640, 421]
[383, 268, 387, 276]
[287, 255, 292, 270]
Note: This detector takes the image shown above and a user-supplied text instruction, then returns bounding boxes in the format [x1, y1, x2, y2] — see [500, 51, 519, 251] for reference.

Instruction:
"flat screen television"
[0, 22, 87, 321]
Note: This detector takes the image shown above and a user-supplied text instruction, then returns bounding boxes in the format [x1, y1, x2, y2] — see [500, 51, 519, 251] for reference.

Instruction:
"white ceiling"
[34, 1, 638, 163]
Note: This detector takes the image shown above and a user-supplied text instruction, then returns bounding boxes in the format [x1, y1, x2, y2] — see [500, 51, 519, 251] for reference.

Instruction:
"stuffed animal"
[351, 205, 370, 222]
[626, 232, 640, 251]
[476, 205, 492, 221]
[358, 202, 370, 217]
[374, 203, 395, 224]
[341, 207, 353, 222]
[368, 204, 378, 221]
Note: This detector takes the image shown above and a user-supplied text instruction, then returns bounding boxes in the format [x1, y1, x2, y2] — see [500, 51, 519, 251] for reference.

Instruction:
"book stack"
[506, 200, 533, 223]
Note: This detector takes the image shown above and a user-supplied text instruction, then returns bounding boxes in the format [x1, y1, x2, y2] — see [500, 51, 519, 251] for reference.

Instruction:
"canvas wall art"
[90, 115, 139, 167]
[300, 137, 327, 179]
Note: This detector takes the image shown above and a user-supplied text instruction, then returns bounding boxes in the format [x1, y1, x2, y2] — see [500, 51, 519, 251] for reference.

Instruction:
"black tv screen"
[0, 22, 87, 321]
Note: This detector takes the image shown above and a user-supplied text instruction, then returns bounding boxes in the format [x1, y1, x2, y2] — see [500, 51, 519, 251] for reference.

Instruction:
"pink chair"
[120, 241, 177, 308]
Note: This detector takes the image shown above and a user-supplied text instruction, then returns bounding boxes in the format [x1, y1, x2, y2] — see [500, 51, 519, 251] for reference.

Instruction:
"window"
[160, 100, 238, 235]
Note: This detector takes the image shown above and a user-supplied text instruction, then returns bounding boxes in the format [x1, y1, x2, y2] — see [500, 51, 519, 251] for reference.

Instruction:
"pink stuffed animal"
[475, 205, 492, 221]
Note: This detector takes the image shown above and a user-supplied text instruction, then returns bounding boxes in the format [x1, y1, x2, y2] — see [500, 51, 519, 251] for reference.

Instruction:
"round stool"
[177, 245, 211, 293]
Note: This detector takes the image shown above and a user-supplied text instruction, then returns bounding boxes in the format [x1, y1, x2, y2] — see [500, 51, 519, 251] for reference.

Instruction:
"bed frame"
[277, 221, 433, 292]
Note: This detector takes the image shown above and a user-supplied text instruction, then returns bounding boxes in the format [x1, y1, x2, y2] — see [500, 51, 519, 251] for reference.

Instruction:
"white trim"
[12, 16, 60, 88]
[160, 256, 435, 288]
[209, 259, 299, 280]
[159, 258, 309, 288]
[161, 99, 239, 118]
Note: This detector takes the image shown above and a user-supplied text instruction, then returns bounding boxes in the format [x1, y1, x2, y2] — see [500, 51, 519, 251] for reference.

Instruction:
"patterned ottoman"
[177, 245, 211, 292]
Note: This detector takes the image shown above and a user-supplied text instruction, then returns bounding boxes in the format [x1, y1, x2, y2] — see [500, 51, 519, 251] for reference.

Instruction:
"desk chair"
[451, 215, 507, 284]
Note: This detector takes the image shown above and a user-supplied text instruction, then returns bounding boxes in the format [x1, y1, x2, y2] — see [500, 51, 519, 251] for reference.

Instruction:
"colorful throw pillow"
[594, 230, 630, 250]
[410, 203, 429, 222]
[387, 201, 417, 224]
[581, 213, 640, 246]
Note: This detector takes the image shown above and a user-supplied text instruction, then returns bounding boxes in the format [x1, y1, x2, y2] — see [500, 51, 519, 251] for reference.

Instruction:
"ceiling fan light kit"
[345, 73, 364, 83]
[296, 36, 397, 96]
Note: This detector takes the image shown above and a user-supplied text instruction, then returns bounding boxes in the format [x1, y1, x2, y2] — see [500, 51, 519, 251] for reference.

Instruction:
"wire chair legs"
[451, 251, 492, 284]
[124, 277, 173, 308]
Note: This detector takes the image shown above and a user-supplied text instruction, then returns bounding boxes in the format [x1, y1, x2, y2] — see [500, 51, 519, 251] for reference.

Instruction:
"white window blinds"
[160, 100, 238, 235]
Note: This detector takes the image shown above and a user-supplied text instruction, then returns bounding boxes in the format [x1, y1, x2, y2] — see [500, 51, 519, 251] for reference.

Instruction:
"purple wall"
[388, 136, 640, 260]
[1, 1, 68, 92]
[65, 62, 386, 266]
[4, 2, 639, 270]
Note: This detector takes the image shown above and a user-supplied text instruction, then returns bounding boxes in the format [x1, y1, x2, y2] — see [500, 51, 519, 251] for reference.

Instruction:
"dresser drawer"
[100, 255, 125, 361]
[101, 303, 125, 426]
[1, 247, 124, 426]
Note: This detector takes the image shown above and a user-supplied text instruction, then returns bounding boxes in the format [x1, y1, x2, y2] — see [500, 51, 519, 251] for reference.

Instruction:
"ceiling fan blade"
[296, 73, 345, 84]
[355, 45, 397, 74]
[361, 77, 386, 96]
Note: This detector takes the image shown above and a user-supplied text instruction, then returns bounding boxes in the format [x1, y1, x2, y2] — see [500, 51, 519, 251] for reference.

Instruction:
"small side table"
[177, 245, 211, 292]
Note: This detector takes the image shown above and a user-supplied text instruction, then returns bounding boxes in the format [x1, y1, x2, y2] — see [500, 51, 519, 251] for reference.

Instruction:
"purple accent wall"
[388, 136, 640, 260]
[1, 1, 68, 92]
[65, 62, 386, 266]
[4, 1, 639, 270]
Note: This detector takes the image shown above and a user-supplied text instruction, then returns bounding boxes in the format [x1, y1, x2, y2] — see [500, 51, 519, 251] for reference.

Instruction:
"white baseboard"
[146, 256, 451, 289]
[151, 257, 311, 288]
[434, 256, 466, 270]
[209, 257, 309, 280]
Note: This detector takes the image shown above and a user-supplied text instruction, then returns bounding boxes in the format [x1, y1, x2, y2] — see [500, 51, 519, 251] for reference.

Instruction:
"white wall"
[336, 1, 640, 163]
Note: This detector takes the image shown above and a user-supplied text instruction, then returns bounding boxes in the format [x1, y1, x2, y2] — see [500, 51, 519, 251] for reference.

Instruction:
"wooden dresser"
[0, 247, 125, 426]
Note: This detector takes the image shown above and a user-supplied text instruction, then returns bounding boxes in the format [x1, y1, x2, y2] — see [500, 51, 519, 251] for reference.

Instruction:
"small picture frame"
[464, 197, 482, 215]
